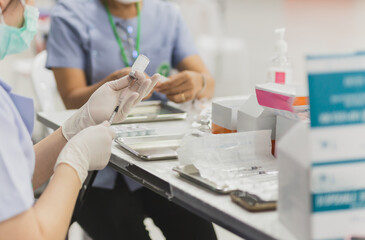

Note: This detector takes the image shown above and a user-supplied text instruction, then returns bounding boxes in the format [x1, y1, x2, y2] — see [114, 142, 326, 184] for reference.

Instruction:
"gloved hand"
[55, 121, 116, 184]
[62, 71, 160, 140]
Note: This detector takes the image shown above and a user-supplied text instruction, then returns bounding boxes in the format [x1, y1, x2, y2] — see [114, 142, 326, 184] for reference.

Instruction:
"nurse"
[46, 0, 217, 239]
[0, 0, 158, 238]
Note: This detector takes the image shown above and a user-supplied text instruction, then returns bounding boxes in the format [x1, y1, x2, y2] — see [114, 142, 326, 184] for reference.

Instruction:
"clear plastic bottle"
[267, 28, 292, 84]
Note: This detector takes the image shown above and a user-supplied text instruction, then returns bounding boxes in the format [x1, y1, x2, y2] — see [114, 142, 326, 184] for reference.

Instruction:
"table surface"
[37, 110, 297, 240]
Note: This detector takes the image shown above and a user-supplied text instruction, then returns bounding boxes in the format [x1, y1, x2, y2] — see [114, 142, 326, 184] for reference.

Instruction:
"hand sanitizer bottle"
[268, 28, 292, 84]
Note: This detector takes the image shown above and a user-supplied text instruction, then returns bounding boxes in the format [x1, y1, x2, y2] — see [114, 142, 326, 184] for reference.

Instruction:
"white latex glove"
[55, 121, 116, 184]
[62, 71, 160, 140]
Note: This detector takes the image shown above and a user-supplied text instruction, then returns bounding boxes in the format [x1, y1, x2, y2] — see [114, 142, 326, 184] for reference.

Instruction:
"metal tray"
[173, 165, 236, 194]
[122, 101, 187, 123]
[115, 134, 184, 161]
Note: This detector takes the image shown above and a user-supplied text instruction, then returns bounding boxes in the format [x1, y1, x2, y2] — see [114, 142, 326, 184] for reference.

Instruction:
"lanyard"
[104, 1, 141, 67]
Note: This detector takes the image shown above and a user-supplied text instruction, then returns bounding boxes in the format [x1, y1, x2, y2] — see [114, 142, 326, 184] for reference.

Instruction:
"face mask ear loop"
[0, 7, 5, 24]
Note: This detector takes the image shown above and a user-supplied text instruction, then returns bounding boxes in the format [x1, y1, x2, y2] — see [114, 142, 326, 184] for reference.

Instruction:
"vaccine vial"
[129, 54, 150, 79]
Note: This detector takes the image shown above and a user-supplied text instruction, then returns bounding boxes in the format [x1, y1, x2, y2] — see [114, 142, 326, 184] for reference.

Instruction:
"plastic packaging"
[267, 28, 292, 84]
[177, 130, 278, 201]
[111, 124, 156, 138]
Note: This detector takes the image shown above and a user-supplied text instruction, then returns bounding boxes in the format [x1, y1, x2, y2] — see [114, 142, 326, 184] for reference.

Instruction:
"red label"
[275, 72, 286, 84]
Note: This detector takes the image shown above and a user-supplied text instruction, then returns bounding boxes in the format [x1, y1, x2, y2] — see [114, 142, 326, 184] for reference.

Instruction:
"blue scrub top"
[0, 80, 35, 222]
[46, 0, 197, 84]
[46, 0, 198, 189]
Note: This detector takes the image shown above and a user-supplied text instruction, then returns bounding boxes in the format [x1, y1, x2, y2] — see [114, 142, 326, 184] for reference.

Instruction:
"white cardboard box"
[237, 95, 276, 140]
[275, 115, 302, 142]
[277, 122, 311, 240]
[277, 122, 365, 240]
[212, 96, 249, 133]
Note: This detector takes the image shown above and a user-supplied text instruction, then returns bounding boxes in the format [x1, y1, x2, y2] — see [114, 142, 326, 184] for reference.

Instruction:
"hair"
[2, 0, 17, 14]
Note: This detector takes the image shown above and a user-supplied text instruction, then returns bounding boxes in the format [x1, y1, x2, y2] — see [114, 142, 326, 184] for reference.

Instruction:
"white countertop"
[37, 110, 297, 240]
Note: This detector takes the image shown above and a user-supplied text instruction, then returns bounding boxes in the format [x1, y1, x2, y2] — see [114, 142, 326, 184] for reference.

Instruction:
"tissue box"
[237, 95, 276, 154]
[212, 96, 249, 134]
[237, 95, 276, 139]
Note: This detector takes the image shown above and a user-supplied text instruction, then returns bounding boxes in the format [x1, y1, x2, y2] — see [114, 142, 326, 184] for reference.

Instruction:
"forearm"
[0, 165, 80, 240]
[176, 55, 216, 99]
[196, 73, 215, 100]
[33, 128, 67, 189]
[33, 164, 81, 239]
[53, 67, 131, 109]
[64, 80, 106, 109]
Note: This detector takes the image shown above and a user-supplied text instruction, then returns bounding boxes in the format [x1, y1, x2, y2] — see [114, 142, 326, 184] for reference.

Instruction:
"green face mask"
[0, 0, 39, 60]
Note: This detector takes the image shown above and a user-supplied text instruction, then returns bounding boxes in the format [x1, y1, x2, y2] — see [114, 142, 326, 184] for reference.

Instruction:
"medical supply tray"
[122, 101, 187, 123]
[173, 164, 236, 194]
[115, 134, 184, 161]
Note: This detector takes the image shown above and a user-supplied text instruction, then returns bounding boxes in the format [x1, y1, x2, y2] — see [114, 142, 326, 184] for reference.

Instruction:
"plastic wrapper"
[112, 124, 156, 138]
[177, 130, 278, 201]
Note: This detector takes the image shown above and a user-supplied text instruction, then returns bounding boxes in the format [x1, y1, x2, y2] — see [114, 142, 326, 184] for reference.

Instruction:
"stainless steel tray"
[115, 134, 184, 161]
[173, 165, 236, 194]
[122, 101, 187, 123]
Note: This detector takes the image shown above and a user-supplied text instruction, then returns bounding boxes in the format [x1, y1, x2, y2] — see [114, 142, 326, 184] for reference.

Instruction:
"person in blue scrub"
[46, 0, 217, 239]
[0, 0, 157, 238]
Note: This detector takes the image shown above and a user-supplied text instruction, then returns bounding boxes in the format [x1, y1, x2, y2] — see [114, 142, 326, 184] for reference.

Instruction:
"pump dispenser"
[268, 28, 292, 84]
